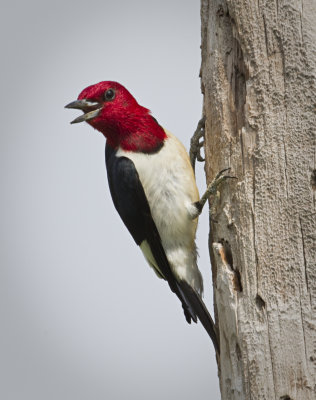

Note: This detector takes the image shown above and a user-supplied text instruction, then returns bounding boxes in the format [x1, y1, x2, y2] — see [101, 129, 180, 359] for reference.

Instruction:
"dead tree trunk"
[200, 1, 316, 399]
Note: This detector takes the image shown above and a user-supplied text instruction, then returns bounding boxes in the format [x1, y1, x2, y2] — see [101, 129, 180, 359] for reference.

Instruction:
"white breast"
[116, 131, 204, 294]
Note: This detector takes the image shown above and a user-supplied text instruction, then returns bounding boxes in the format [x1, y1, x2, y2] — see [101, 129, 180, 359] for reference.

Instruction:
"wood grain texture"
[200, 0, 316, 399]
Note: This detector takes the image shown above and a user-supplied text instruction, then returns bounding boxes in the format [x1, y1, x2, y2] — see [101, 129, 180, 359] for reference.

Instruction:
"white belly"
[116, 131, 203, 294]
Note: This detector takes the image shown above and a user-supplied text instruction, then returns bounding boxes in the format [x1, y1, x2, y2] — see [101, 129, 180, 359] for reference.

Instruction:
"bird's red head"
[65, 81, 167, 153]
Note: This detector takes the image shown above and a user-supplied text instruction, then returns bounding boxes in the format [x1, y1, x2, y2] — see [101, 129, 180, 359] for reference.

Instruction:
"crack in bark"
[263, 12, 269, 57]
[282, 133, 289, 200]
[298, 285, 308, 362]
[252, 157, 260, 295]
[299, 216, 309, 291]
[300, 1, 304, 46]
[299, 216, 311, 307]
[311, 88, 316, 211]
[266, 316, 277, 400]
[240, 130, 245, 175]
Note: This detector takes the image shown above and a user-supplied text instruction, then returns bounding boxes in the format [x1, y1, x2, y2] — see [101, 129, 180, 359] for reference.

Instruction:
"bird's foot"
[191, 168, 236, 219]
[189, 117, 206, 173]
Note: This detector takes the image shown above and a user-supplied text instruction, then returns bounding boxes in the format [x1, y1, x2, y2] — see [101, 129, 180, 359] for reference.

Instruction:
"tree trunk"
[200, 1, 316, 399]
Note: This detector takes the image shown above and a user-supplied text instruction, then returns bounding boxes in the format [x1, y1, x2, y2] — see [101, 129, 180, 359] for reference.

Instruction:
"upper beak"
[65, 99, 102, 124]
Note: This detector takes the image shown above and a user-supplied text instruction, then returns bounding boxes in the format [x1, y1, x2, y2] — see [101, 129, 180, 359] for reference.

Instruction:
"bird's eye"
[104, 89, 115, 101]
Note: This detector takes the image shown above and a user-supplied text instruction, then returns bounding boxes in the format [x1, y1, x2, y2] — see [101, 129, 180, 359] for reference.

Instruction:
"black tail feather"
[177, 280, 219, 354]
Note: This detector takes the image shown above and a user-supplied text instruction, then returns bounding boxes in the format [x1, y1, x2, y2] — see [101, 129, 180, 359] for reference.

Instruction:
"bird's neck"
[99, 114, 167, 153]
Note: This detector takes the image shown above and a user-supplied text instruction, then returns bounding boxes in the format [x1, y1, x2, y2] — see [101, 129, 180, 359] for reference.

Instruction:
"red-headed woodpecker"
[66, 81, 223, 353]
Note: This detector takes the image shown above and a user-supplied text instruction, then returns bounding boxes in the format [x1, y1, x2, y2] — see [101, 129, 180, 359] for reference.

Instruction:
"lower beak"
[65, 99, 102, 124]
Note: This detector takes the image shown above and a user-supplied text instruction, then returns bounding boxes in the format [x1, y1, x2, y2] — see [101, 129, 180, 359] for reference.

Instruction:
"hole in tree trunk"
[255, 294, 266, 310]
[219, 239, 243, 292]
[236, 342, 242, 360]
[233, 270, 243, 292]
[311, 169, 316, 190]
[219, 239, 233, 267]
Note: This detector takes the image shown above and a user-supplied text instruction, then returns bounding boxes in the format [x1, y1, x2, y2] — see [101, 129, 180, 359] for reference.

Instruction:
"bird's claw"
[196, 139, 205, 162]
[192, 167, 237, 219]
[210, 168, 237, 195]
[214, 167, 231, 180]
[208, 168, 237, 221]
[190, 117, 206, 171]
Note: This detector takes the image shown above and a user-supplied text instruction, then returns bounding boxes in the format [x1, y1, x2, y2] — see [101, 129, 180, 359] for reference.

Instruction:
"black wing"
[105, 144, 181, 289]
[105, 144, 219, 353]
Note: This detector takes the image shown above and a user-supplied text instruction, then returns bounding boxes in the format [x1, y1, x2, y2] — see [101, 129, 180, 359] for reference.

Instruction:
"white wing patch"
[140, 240, 165, 279]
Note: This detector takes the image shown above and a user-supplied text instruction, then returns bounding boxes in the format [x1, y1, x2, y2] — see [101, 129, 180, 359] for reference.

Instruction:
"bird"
[65, 81, 223, 353]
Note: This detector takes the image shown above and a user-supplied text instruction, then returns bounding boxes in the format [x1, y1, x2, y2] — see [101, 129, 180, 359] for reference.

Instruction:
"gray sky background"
[1, 1, 220, 399]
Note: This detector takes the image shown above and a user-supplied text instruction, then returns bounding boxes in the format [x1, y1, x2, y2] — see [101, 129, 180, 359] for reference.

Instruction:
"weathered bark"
[200, 1, 316, 399]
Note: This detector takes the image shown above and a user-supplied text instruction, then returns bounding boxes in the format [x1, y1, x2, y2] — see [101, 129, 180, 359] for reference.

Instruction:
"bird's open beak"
[65, 99, 102, 124]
